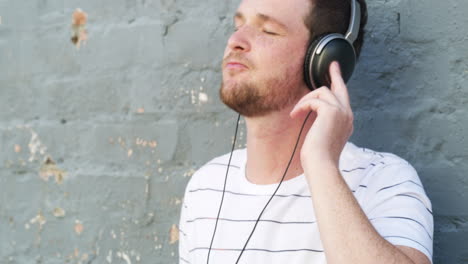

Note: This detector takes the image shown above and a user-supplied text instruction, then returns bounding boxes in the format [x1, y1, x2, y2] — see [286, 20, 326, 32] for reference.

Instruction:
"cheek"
[259, 42, 305, 77]
[261, 37, 305, 62]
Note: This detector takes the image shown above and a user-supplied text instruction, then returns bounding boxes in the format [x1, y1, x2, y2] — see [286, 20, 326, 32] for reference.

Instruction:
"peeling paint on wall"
[71, 8, 88, 49]
[116, 251, 132, 264]
[53, 208, 66, 218]
[169, 224, 179, 244]
[29, 212, 46, 230]
[198, 92, 208, 103]
[135, 138, 158, 148]
[74, 220, 84, 235]
[39, 157, 67, 184]
[106, 250, 113, 263]
[183, 168, 196, 177]
[14, 144, 21, 153]
[28, 129, 47, 162]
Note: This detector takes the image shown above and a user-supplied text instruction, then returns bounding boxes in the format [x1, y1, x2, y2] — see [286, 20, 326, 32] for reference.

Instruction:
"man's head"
[220, 0, 367, 118]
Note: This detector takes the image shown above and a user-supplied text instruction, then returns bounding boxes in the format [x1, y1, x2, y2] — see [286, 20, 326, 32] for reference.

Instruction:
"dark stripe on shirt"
[377, 180, 423, 193]
[180, 257, 190, 263]
[190, 247, 324, 253]
[370, 216, 432, 240]
[361, 147, 385, 158]
[395, 194, 433, 215]
[189, 188, 310, 198]
[187, 217, 316, 225]
[190, 185, 367, 196]
[383, 235, 432, 258]
[208, 162, 385, 174]
[351, 184, 368, 193]
[342, 164, 376, 173]
[338, 162, 386, 173]
[206, 162, 241, 169]
[208, 161, 386, 174]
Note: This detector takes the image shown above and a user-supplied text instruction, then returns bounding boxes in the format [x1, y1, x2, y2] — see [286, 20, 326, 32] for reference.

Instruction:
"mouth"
[224, 61, 249, 70]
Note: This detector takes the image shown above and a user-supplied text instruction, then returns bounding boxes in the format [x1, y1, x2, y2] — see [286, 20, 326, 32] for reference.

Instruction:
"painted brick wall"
[0, 0, 466, 263]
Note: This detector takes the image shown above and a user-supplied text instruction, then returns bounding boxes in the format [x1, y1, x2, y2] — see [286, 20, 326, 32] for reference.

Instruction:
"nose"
[226, 27, 251, 53]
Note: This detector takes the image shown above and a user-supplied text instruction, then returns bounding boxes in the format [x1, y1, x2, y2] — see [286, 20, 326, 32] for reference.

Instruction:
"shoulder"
[343, 142, 423, 190]
[342, 141, 412, 168]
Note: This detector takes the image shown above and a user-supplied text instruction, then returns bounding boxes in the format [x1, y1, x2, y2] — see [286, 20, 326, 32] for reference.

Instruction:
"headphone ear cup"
[303, 37, 323, 91]
[311, 37, 356, 89]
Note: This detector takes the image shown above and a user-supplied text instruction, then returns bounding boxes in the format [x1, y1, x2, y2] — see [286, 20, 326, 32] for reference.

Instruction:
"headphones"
[303, 0, 361, 90]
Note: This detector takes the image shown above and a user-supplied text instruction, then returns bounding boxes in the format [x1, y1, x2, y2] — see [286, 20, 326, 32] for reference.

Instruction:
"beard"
[219, 64, 304, 118]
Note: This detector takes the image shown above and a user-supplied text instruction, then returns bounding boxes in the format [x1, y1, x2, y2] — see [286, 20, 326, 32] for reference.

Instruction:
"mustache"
[223, 53, 253, 69]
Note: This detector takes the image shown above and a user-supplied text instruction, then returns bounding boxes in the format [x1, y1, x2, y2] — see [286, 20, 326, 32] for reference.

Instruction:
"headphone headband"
[345, 0, 361, 44]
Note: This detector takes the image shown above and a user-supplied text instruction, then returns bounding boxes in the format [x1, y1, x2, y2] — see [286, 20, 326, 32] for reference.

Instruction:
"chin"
[219, 69, 305, 117]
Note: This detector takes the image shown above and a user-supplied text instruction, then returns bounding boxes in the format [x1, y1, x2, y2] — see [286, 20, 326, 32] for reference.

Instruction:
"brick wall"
[0, 0, 466, 263]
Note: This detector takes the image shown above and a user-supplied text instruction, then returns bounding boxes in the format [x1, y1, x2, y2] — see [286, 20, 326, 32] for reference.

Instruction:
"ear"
[305, 35, 356, 91]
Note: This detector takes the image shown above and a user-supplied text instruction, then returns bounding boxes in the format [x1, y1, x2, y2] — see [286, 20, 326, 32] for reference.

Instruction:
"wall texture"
[0, 0, 466, 263]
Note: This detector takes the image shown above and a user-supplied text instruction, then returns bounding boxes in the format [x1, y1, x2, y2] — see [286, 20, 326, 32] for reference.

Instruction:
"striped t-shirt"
[178, 141, 433, 264]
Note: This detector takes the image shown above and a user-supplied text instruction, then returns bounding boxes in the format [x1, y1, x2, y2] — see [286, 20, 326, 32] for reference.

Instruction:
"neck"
[244, 104, 314, 185]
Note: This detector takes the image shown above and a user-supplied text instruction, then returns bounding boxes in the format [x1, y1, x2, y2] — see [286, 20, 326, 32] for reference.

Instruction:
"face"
[220, 0, 311, 117]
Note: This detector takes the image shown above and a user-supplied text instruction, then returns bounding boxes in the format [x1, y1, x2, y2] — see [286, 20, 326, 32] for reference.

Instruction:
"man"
[179, 0, 433, 263]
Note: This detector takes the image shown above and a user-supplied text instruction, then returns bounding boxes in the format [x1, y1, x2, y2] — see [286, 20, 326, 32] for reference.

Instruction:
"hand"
[290, 61, 354, 170]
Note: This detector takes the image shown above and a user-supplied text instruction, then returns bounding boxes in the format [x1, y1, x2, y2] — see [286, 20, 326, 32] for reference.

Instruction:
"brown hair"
[304, 0, 368, 59]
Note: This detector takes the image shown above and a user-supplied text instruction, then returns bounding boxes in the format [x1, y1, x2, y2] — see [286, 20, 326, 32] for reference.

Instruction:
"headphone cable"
[207, 111, 313, 264]
[206, 113, 242, 264]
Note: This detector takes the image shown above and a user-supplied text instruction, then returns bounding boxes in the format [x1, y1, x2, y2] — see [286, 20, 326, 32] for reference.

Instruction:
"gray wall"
[0, 0, 466, 263]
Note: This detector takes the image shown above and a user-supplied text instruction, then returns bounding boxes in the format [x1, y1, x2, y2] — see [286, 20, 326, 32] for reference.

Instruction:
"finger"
[290, 98, 333, 118]
[310, 86, 341, 107]
[329, 61, 351, 109]
[295, 86, 340, 109]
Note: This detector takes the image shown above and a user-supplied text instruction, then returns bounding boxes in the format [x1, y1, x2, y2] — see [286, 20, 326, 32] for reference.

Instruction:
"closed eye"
[263, 30, 278, 35]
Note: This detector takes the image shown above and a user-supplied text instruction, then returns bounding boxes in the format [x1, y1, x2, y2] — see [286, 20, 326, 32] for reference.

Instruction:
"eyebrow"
[234, 11, 288, 30]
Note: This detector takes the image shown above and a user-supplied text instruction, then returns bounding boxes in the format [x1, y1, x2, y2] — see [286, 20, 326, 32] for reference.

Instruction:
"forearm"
[304, 162, 415, 264]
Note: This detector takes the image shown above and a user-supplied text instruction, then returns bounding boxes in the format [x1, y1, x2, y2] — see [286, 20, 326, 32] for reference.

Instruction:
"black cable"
[206, 113, 242, 264]
[234, 111, 312, 264]
[207, 111, 313, 264]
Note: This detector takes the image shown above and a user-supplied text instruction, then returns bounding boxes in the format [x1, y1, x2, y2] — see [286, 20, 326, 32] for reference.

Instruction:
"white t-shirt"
[178, 142, 433, 264]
